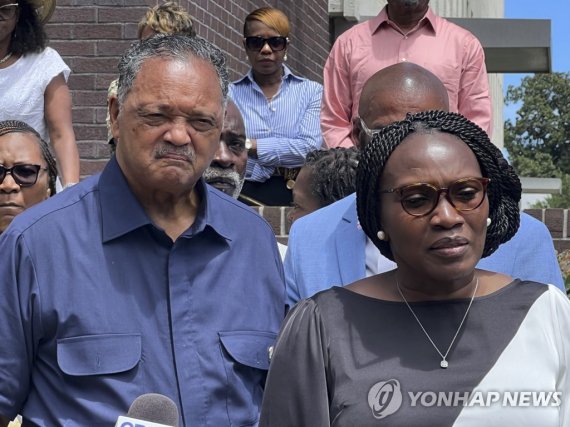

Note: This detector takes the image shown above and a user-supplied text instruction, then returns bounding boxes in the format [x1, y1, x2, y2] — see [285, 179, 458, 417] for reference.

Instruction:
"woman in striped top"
[230, 7, 323, 206]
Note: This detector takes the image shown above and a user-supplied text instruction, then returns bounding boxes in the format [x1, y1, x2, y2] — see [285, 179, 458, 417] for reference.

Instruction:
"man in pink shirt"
[321, 0, 492, 147]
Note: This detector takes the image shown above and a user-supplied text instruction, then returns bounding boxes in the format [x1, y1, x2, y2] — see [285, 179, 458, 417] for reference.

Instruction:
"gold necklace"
[0, 52, 13, 65]
[396, 278, 479, 369]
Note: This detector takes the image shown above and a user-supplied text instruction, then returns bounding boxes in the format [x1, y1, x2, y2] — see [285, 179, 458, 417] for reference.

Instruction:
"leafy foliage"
[504, 72, 570, 208]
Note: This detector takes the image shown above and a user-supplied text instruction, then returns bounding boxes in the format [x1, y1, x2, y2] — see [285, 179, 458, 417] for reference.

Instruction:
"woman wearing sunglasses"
[229, 7, 323, 206]
[0, 120, 57, 234]
[0, 0, 79, 190]
[260, 111, 570, 426]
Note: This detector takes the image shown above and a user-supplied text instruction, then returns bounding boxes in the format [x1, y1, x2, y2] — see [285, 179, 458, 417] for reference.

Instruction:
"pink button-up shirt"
[321, 7, 492, 147]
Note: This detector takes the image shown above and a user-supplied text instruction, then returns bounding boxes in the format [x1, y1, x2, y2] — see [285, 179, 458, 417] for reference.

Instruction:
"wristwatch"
[245, 138, 253, 150]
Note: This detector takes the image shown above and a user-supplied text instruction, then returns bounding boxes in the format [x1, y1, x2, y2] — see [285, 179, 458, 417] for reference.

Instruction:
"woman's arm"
[44, 73, 80, 187]
[255, 81, 324, 169]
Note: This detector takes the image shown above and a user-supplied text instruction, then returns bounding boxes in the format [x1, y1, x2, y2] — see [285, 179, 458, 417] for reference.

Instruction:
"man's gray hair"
[116, 33, 229, 107]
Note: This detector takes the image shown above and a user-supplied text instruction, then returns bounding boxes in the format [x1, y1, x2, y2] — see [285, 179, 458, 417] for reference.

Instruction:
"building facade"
[46, 0, 329, 177]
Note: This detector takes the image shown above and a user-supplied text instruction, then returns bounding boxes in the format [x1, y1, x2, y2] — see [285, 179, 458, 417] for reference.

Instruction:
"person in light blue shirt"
[285, 62, 564, 307]
[229, 7, 323, 206]
[0, 34, 285, 427]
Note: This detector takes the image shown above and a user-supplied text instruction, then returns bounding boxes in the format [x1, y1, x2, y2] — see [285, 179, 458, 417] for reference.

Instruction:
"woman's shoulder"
[29, 47, 70, 80]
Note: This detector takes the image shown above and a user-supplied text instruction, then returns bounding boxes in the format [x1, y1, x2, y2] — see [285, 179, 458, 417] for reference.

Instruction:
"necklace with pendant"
[397, 278, 479, 369]
[0, 52, 13, 65]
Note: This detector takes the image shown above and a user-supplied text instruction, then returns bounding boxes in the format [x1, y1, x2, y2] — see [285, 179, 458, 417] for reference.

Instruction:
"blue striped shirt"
[229, 65, 323, 182]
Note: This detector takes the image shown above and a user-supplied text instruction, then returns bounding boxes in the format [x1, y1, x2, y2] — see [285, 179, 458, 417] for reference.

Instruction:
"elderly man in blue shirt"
[0, 34, 285, 426]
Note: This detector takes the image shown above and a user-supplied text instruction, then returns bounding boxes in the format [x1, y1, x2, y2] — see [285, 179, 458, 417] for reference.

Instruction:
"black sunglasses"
[244, 36, 288, 52]
[0, 164, 46, 187]
[0, 3, 18, 22]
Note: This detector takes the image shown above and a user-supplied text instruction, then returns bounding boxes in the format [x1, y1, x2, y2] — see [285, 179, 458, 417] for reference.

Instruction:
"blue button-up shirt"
[0, 157, 285, 426]
[229, 65, 323, 182]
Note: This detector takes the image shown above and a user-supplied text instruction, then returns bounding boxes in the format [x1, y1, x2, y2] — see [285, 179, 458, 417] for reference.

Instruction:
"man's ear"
[109, 96, 120, 142]
[351, 116, 363, 150]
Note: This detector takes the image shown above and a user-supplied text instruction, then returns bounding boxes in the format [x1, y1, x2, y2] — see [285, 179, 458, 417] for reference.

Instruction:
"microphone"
[115, 393, 179, 427]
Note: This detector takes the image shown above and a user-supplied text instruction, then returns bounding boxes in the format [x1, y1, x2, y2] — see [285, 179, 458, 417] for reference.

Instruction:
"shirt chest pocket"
[218, 331, 277, 427]
[57, 333, 141, 376]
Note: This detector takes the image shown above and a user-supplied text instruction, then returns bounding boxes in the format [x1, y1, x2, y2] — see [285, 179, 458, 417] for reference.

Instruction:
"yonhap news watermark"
[407, 390, 561, 408]
[367, 379, 561, 420]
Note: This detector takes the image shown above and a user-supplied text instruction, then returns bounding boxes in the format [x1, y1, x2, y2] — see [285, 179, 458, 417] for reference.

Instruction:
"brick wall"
[525, 209, 570, 253]
[44, 0, 329, 178]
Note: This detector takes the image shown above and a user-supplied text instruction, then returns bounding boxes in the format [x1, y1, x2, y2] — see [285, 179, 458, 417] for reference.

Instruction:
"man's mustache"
[154, 145, 195, 162]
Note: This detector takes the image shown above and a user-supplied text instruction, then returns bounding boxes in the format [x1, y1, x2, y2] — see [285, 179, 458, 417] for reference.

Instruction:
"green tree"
[504, 72, 570, 208]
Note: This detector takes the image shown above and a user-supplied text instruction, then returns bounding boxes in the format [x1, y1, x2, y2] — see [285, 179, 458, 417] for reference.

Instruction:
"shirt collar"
[372, 5, 437, 35]
[99, 157, 231, 243]
[233, 64, 304, 85]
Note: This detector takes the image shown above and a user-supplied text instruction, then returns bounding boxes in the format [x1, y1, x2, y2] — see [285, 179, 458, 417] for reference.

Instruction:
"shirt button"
[401, 58, 407, 62]
[271, 107, 276, 112]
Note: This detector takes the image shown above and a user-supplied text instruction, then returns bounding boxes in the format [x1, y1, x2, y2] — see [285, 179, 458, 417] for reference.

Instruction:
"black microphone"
[114, 393, 179, 427]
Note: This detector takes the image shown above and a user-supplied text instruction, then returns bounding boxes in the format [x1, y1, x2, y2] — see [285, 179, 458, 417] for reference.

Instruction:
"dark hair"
[303, 148, 360, 206]
[10, 0, 48, 55]
[356, 110, 521, 261]
[0, 120, 57, 195]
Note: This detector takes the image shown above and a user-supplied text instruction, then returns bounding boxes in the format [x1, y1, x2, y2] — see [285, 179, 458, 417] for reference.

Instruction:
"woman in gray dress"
[260, 111, 570, 426]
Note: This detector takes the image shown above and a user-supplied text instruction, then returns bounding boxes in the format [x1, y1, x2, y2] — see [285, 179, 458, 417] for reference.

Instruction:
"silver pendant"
[440, 359, 449, 369]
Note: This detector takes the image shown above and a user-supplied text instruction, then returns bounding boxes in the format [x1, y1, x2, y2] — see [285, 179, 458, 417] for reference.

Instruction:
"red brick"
[96, 74, 118, 90]
[68, 74, 96, 91]
[554, 240, 570, 253]
[69, 57, 118, 74]
[51, 40, 96, 56]
[96, 107, 111, 125]
[74, 125, 108, 141]
[77, 141, 100, 158]
[98, 6, 149, 23]
[73, 90, 108, 107]
[97, 40, 134, 56]
[52, 7, 96, 23]
[72, 107, 96, 123]
[45, 24, 74, 39]
[523, 209, 543, 222]
[545, 209, 564, 238]
[285, 207, 294, 234]
[74, 24, 123, 39]
[80, 159, 108, 176]
[263, 207, 285, 236]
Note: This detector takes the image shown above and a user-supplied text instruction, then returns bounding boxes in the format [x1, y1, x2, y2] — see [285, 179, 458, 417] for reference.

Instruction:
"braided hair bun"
[356, 110, 521, 261]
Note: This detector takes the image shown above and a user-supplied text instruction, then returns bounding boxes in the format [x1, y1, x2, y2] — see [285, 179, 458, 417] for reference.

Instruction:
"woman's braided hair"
[0, 120, 58, 196]
[303, 147, 360, 207]
[356, 110, 521, 261]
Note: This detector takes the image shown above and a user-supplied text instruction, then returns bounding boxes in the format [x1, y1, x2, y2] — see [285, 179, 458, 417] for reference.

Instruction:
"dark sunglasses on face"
[0, 164, 46, 187]
[0, 3, 18, 21]
[244, 36, 288, 52]
[380, 177, 490, 217]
